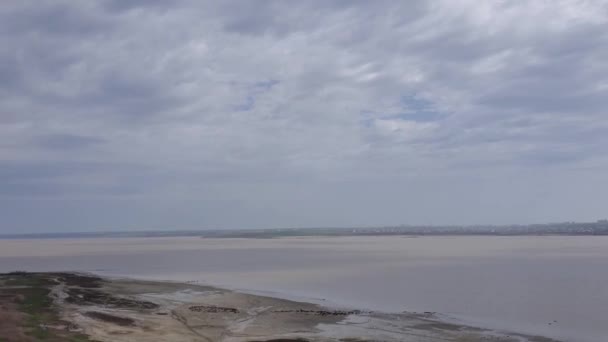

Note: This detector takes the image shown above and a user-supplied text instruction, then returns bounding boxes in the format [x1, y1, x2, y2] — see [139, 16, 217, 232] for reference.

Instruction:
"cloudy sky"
[1, 0, 607, 233]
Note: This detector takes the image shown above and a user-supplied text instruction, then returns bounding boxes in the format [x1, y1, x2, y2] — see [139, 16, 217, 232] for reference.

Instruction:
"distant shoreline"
[2, 220, 608, 239]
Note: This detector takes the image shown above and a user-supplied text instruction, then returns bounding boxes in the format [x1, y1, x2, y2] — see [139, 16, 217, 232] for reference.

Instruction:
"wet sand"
[0, 272, 559, 342]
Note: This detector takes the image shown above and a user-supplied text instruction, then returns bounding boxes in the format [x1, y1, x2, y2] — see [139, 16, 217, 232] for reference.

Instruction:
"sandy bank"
[0, 272, 560, 342]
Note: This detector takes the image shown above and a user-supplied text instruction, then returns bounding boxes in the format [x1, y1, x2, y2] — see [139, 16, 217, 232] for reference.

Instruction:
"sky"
[1, 0, 608, 233]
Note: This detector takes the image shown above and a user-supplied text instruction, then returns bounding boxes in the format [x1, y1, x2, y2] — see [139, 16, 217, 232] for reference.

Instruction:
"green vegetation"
[19, 287, 53, 314]
[0, 273, 94, 342]
[67, 335, 94, 342]
[5, 276, 57, 287]
[18, 285, 55, 340]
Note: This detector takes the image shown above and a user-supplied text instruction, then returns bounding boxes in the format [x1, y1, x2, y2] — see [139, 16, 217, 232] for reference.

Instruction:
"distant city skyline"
[1, 1, 607, 233]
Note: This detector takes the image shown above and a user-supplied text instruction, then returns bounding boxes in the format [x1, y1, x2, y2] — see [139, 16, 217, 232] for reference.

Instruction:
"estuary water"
[0, 236, 606, 342]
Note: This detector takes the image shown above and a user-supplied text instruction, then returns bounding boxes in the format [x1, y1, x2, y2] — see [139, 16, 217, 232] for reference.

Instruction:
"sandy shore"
[0, 272, 560, 342]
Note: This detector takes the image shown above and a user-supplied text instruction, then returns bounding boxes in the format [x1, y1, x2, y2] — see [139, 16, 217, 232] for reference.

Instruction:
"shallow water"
[1, 236, 606, 342]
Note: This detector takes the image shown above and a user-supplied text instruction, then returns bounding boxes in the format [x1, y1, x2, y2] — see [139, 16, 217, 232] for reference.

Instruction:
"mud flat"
[0, 272, 560, 342]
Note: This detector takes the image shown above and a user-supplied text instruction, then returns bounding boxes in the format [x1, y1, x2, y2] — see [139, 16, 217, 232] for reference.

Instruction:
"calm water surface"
[0, 236, 606, 342]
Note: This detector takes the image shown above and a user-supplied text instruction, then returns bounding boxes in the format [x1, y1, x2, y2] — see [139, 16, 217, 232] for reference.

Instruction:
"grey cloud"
[517, 149, 586, 167]
[84, 73, 178, 120]
[0, 160, 124, 182]
[219, 0, 428, 38]
[221, 3, 289, 36]
[0, 160, 154, 198]
[34, 134, 105, 150]
[478, 86, 607, 114]
[0, 2, 110, 36]
[0, 57, 21, 92]
[219, 1, 337, 36]
[477, 27, 607, 113]
[0, 181, 135, 197]
[102, 0, 176, 13]
[1, 1, 608, 232]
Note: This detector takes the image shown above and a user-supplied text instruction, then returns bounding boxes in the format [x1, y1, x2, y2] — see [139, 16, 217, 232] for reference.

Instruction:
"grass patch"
[26, 325, 50, 340]
[67, 334, 94, 342]
[18, 287, 53, 314]
[1, 272, 98, 341]
[3, 273, 58, 287]
[19, 288, 56, 340]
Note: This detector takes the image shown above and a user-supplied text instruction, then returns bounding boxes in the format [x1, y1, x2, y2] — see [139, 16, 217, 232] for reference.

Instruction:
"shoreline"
[86, 270, 572, 342]
[97, 272, 571, 342]
[0, 271, 562, 342]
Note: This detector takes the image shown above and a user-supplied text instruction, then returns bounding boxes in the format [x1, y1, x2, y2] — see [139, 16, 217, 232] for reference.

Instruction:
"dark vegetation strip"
[84, 312, 135, 326]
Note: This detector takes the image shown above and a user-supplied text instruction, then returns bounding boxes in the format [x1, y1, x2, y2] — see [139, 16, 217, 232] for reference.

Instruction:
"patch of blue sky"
[234, 79, 280, 111]
[358, 95, 447, 127]
[393, 95, 446, 122]
[254, 79, 279, 90]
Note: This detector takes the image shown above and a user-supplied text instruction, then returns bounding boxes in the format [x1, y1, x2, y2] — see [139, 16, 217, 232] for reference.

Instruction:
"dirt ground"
[0, 294, 29, 341]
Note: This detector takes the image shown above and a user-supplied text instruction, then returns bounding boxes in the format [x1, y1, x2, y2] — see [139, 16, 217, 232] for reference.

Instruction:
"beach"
[0, 271, 561, 342]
